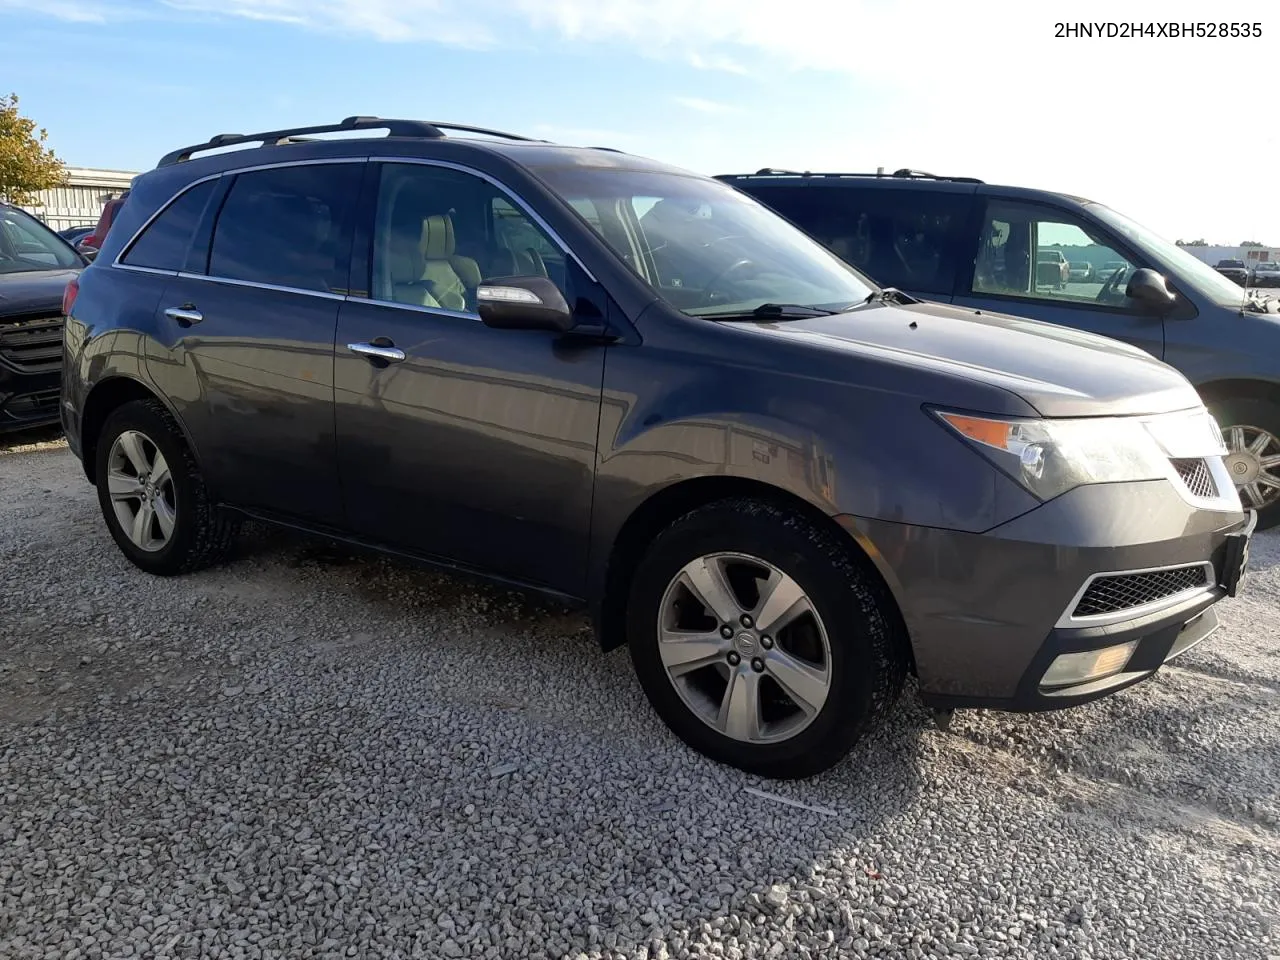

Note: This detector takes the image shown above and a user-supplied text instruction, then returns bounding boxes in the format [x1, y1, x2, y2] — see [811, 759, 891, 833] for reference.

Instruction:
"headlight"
[932, 407, 1226, 501]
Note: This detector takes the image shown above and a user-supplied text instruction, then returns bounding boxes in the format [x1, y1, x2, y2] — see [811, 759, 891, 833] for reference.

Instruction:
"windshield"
[1087, 203, 1252, 305]
[0, 206, 81, 274]
[532, 167, 875, 316]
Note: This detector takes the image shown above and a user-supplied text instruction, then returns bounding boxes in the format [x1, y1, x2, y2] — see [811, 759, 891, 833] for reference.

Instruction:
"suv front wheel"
[626, 498, 906, 779]
[94, 398, 238, 575]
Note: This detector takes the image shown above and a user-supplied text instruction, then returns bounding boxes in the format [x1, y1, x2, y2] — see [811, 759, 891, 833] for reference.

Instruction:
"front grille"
[2, 388, 61, 423]
[0, 314, 64, 370]
[1171, 457, 1217, 498]
[1073, 565, 1210, 618]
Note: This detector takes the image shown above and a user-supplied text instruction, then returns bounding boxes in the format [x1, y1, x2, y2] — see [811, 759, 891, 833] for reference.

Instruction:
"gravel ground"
[1, 430, 1277, 960]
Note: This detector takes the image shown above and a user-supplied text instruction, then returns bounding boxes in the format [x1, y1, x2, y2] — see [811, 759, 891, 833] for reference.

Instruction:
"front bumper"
[0, 315, 64, 434]
[838, 479, 1251, 711]
[0, 360, 61, 434]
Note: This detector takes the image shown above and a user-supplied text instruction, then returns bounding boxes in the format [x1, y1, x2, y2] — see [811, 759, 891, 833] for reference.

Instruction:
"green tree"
[0, 93, 66, 205]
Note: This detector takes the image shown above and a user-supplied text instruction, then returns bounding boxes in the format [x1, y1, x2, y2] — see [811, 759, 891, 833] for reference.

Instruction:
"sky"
[1, 0, 1275, 245]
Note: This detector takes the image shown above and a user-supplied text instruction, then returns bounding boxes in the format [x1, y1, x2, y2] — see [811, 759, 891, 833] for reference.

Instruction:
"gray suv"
[61, 118, 1255, 778]
[719, 170, 1280, 529]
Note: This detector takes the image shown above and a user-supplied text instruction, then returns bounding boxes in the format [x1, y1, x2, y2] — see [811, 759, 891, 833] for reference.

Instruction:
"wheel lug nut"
[761, 636, 773, 649]
[751, 658, 765, 673]
[720, 625, 734, 639]
[739, 614, 753, 628]
[727, 652, 741, 666]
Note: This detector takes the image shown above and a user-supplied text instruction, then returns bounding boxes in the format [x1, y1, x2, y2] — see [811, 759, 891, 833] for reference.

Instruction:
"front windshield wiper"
[702, 302, 840, 320]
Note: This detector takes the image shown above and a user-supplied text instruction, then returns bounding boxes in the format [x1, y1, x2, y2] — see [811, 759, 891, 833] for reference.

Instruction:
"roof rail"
[888, 168, 984, 184]
[157, 116, 543, 166]
[729, 168, 984, 185]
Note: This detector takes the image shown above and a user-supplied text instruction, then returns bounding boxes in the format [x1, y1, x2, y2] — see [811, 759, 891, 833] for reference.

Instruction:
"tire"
[626, 498, 907, 779]
[94, 398, 238, 575]
[1206, 395, 1280, 531]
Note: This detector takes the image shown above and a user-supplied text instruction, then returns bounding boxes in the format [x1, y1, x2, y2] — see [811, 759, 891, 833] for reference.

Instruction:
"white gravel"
[2, 431, 1278, 960]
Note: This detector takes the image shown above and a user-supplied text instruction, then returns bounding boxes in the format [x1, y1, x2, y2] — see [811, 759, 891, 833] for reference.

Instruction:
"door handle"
[347, 341, 406, 363]
[164, 305, 203, 327]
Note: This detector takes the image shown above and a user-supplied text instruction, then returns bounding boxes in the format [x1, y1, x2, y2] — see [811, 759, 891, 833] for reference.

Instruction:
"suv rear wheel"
[626, 498, 906, 779]
[94, 398, 238, 575]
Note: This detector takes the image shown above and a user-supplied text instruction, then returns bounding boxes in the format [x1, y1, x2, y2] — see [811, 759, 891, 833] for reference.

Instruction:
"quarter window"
[208, 164, 361, 293]
[120, 179, 217, 272]
[972, 201, 1139, 309]
[369, 164, 568, 313]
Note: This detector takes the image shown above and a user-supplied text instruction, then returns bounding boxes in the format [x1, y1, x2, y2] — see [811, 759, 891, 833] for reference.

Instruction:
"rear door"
[732, 181, 974, 303]
[144, 160, 363, 526]
[952, 195, 1166, 359]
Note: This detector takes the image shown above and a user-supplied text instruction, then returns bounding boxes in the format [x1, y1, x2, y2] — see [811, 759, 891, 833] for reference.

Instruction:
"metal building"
[18, 167, 137, 233]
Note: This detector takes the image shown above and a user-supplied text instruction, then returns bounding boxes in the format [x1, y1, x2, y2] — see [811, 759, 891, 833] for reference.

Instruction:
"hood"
[747, 299, 1202, 418]
[0, 268, 80, 319]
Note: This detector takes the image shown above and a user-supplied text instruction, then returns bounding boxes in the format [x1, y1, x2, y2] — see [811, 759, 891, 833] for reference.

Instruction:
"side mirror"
[477, 276, 574, 333]
[1126, 267, 1176, 310]
[79, 246, 98, 264]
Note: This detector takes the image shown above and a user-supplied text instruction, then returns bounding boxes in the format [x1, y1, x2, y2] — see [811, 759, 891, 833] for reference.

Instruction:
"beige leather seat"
[419, 214, 482, 312]
[386, 233, 441, 308]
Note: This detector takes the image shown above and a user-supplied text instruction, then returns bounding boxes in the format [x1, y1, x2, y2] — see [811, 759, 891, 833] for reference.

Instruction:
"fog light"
[1041, 641, 1138, 689]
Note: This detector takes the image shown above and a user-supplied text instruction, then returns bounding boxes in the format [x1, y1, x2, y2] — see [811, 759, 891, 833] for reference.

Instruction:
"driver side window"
[972, 201, 1138, 310]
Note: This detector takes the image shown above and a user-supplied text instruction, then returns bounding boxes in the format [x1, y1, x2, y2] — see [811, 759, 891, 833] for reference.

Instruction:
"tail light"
[62, 277, 80, 316]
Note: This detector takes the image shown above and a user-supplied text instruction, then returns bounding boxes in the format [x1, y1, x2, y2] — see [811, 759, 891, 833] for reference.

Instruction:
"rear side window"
[208, 164, 361, 293]
[741, 184, 968, 296]
[120, 180, 216, 271]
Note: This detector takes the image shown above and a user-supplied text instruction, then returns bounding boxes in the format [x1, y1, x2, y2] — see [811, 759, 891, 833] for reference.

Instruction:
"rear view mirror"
[1126, 268, 1176, 310]
[477, 276, 574, 333]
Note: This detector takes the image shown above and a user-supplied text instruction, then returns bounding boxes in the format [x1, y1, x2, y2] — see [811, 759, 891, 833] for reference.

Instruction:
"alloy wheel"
[657, 552, 832, 744]
[1224, 424, 1280, 510]
[107, 430, 177, 552]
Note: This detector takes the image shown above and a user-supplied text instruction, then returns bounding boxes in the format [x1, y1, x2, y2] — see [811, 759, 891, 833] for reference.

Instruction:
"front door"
[333, 160, 607, 596]
[144, 161, 363, 526]
[953, 197, 1166, 359]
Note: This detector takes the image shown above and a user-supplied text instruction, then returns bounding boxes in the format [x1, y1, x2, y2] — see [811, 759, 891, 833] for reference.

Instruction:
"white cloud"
[0, 0, 119, 22]
[6, 0, 1275, 239]
[672, 96, 740, 115]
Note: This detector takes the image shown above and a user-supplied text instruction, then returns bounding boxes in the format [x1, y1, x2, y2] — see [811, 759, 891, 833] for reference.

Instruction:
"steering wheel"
[700, 258, 757, 305]
[1097, 265, 1130, 304]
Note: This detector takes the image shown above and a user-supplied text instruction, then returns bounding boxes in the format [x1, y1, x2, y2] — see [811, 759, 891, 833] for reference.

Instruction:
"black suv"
[1, 202, 86, 432]
[719, 169, 1280, 529]
[63, 118, 1254, 778]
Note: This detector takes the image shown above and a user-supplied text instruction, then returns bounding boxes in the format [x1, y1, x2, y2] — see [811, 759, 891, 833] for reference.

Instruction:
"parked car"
[0, 202, 87, 432]
[1036, 249, 1070, 289]
[1249, 260, 1280, 288]
[1095, 260, 1129, 283]
[58, 225, 95, 245]
[62, 118, 1254, 778]
[717, 168, 1280, 528]
[75, 193, 129, 260]
[1214, 258, 1249, 286]
[1067, 261, 1094, 282]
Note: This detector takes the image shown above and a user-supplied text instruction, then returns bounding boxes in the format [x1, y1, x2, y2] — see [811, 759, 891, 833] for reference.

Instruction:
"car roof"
[716, 170, 1096, 206]
[148, 115, 696, 181]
